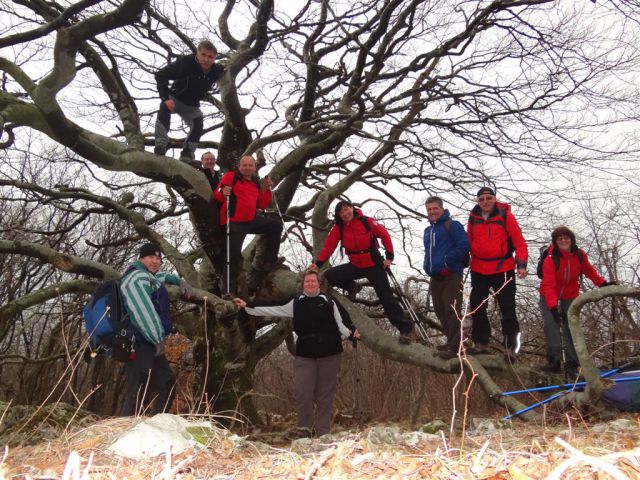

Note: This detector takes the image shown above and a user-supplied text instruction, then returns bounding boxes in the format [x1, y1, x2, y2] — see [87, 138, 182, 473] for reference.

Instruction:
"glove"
[549, 306, 561, 324]
[600, 281, 618, 287]
[439, 268, 450, 276]
[180, 279, 196, 298]
[154, 342, 165, 357]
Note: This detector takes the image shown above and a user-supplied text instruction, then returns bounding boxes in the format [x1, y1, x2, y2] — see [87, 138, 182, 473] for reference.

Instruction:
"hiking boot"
[436, 344, 451, 352]
[179, 148, 194, 162]
[541, 361, 562, 373]
[467, 343, 491, 355]
[565, 362, 582, 382]
[286, 427, 313, 441]
[222, 293, 236, 301]
[154, 145, 167, 156]
[262, 256, 285, 272]
[504, 333, 521, 355]
[399, 325, 416, 345]
[346, 282, 362, 299]
[437, 347, 459, 360]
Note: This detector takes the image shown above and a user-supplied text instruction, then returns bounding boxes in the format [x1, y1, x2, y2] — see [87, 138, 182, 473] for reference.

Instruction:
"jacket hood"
[430, 209, 451, 225]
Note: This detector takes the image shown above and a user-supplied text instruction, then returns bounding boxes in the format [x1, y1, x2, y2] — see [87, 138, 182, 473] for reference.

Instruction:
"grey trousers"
[293, 353, 342, 436]
[431, 273, 464, 348]
[539, 296, 578, 365]
[155, 96, 203, 153]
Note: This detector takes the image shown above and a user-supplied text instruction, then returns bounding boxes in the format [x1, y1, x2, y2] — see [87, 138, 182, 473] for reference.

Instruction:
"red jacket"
[467, 202, 528, 275]
[213, 172, 272, 224]
[540, 244, 605, 309]
[316, 210, 394, 269]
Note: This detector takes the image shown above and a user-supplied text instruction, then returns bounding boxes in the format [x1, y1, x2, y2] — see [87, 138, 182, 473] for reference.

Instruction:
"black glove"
[600, 281, 618, 287]
[549, 306, 561, 324]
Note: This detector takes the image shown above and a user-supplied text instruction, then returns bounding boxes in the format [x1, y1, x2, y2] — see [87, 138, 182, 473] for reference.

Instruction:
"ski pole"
[225, 191, 231, 298]
[386, 268, 430, 343]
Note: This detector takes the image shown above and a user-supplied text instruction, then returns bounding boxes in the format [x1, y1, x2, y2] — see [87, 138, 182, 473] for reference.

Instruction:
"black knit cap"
[139, 242, 162, 259]
[477, 186, 495, 197]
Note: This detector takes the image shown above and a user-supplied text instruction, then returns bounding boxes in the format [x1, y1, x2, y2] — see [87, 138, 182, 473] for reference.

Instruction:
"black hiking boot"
[541, 361, 562, 373]
[503, 333, 521, 361]
[154, 145, 168, 156]
[179, 148, 194, 162]
[437, 347, 459, 360]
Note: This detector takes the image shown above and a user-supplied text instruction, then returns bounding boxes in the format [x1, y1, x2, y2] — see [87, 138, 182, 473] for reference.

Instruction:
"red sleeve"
[213, 172, 234, 204]
[506, 211, 528, 267]
[257, 187, 273, 209]
[540, 256, 558, 309]
[317, 225, 341, 263]
[580, 250, 606, 287]
[369, 218, 394, 257]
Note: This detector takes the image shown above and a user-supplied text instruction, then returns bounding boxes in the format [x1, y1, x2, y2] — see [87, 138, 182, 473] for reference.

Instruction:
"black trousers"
[323, 263, 413, 334]
[430, 272, 464, 347]
[122, 342, 176, 416]
[225, 216, 283, 294]
[469, 270, 518, 345]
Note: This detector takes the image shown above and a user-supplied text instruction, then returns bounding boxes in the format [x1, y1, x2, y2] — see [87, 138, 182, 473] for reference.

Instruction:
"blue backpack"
[83, 267, 136, 357]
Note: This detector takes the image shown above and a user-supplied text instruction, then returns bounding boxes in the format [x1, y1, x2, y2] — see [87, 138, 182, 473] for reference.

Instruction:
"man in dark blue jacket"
[423, 196, 470, 358]
[154, 40, 224, 162]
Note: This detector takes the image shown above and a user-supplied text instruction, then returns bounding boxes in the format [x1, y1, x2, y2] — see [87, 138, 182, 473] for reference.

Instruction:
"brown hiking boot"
[399, 325, 416, 345]
[466, 343, 491, 355]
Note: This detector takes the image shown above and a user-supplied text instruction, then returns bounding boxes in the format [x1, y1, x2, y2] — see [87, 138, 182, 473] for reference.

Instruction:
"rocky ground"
[1, 409, 639, 479]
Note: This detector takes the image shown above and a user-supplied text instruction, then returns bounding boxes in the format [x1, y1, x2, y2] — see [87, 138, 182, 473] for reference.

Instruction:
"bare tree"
[1, 0, 639, 419]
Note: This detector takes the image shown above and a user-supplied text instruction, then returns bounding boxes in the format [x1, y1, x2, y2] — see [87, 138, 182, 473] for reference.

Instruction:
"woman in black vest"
[233, 270, 357, 438]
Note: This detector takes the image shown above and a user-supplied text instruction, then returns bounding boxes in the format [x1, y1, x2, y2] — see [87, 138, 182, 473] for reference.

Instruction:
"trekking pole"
[493, 367, 620, 397]
[502, 372, 640, 421]
[559, 308, 568, 385]
[386, 268, 430, 343]
[225, 194, 231, 298]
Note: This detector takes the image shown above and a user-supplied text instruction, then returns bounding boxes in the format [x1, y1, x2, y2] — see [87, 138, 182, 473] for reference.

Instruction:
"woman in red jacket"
[309, 201, 415, 344]
[539, 226, 614, 375]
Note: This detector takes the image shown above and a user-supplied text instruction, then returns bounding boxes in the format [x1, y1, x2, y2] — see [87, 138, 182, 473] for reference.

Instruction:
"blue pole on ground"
[494, 368, 620, 397]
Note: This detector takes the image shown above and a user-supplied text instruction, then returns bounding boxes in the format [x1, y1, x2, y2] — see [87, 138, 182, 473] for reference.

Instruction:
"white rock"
[108, 413, 213, 459]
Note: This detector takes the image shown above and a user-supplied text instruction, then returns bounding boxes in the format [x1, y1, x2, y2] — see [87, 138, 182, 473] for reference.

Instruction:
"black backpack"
[536, 246, 584, 279]
[442, 219, 470, 268]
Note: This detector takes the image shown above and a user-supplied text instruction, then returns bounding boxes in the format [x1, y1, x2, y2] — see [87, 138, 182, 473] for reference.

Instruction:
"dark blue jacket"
[423, 210, 470, 276]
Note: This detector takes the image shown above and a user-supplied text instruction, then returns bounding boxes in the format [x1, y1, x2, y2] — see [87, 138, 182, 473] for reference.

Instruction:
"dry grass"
[1, 414, 639, 479]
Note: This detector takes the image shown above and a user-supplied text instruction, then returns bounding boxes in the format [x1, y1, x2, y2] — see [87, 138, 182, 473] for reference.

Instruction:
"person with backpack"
[308, 200, 416, 344]
[120, 242, 194, 416]
[539, 226, 615, 376]
[201, 151, 220, 191]
[214, 155, 283, 297]
[233, 270, 357, 438]
[466, 187, 528, 357]
[423, 196, 470, 359]
[154, 40, 224, 162]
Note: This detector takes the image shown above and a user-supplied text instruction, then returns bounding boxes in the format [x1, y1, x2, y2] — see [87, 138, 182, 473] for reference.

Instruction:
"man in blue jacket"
[154, 40, 224, 162]
[423, 196, 470, 359]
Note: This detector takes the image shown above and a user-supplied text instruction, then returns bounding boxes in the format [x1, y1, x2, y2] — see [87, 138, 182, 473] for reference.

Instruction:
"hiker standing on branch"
[539, 226, 614, 376]
[423, 196, 470, 359]
[309, 201, 416, 344]
[233, 270, 357, 438]
[214, 155, 283, 297]
[120, 243, 194, 416]
[154, 40, 224, 162]
[466, 187, 528, 357]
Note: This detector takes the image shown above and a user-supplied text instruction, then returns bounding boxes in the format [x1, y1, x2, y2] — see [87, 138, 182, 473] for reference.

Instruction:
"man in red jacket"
[214, 155, 283, 296]
[467, 187, 528, 357]
[309, 201, 415, 344]
[539, 226, 613, 376]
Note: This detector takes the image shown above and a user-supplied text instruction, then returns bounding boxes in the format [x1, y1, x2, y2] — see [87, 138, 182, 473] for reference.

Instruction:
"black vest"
[293, 294, 343, 358]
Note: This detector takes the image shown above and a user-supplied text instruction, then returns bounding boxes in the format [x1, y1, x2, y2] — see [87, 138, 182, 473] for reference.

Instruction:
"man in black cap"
[119, 242, 195, 415]
[466, 187, 528, 358]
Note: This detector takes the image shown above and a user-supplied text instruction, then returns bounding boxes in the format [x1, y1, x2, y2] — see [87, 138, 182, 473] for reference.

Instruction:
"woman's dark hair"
[333, 200, 354, 225]
[551, 226, 577, 251]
